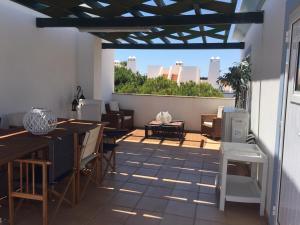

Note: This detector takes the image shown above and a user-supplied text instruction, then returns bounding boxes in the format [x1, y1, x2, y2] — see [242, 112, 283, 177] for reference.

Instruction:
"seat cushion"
[109, 101, 120, 111]
[217, 106, 224, 118]
[124, 116, 132, 120]
[203, 121, 213, 128]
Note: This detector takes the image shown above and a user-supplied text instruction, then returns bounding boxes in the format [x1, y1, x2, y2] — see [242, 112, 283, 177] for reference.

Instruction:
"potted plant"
[217, 59, 251, 109]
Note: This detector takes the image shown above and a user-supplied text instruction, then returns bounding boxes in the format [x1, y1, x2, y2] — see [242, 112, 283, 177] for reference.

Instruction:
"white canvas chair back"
[217, 106, 224, 118]
[77, 99, 102, 121]
[80, 126, 102, 165]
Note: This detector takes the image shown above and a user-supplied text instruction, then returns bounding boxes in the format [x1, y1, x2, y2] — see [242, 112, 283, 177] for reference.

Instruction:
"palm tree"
[217, 59, 251, 108]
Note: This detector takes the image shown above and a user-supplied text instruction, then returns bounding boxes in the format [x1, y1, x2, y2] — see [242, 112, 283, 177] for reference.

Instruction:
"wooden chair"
[8, 134, 76, 225]
[102, 129, 127, 178]
[79, 125, 104, 198]
[7, 126, 104, 225]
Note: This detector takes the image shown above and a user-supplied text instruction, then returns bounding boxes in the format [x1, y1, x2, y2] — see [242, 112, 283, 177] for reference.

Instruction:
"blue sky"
[115, 49, 241, 77]
[115, 0, 242, 77]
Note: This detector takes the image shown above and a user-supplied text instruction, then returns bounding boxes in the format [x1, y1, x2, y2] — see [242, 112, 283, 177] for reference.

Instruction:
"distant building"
[127, 56, 137, 73]
[114, 56, 137, 73]
[114, 60, 121, 67]
[207, 57, 221, 89]
[147, 61, 200, 85]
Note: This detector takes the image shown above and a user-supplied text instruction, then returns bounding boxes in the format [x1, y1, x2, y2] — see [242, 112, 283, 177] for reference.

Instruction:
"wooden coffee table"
[145, 120, 185, 141]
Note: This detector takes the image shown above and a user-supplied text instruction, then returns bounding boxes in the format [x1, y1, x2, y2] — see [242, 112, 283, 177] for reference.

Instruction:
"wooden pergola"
[12, 0, 264, 49]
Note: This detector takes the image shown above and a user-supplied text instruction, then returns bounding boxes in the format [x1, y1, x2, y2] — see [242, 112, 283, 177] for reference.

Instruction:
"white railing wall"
[112, 93, 235, 131]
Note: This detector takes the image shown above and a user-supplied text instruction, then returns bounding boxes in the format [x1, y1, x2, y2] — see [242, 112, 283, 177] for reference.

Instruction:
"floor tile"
[106, 172, 130, 182]
[178, 172, 201, 183]
[111, 192, 141, 208]
[88, 206, 133, 225]
[194, 219, 225, 225]
[136, 197, 169, 213]
[146, 157, 166, 165]
[117, 165, 138, 175]
[120, 182, 148, 195]
[183, 161, 203, 169]
[157, 170, 180, 179]
[135, 167, 160, 177]
[159, 214, 194, 225]
[194, 193, 217, 207]
[124, 210, 163, 225]
[144, 186, 173, 198]
[165, 200, 196, 218]
[196, 205, 226, 223]
[169, 189, 198, 203]
[174, 182, 199, 192]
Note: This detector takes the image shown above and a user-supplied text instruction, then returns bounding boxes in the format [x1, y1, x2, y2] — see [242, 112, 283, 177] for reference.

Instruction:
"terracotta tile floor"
[10, 130, 268, 225]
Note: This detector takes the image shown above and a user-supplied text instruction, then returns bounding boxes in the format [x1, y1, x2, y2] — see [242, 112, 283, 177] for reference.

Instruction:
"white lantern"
[156, 111, 172, 123]
[23, 108, 57, 135]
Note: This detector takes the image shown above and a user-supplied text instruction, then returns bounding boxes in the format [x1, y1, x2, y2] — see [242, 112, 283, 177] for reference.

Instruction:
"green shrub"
[114, 66, 223, 97]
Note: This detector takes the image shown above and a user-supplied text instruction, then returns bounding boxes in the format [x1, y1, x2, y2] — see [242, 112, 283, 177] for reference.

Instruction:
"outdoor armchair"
[201, 106, 224, 140]
[102, 102, 134, 130]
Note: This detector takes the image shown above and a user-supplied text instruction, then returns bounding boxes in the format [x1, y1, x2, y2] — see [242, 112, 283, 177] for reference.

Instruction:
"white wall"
[76, 32, 99, 99]
[179, 66, 200, 84]
[99, 49, 115, 102]
[240, 0, 286, 217]
[147, 65, 162, 79]
[207, 57, 221, 89]
[0, 0, 78, 117]
[0, 0, 114, 119]
[127, 56, 137, 73]
[169, 65, 181, 80]
[112, 93, 235, 131]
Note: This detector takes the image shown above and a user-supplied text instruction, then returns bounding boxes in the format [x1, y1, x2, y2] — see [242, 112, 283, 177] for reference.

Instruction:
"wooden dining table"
[0, 118, 106, 204]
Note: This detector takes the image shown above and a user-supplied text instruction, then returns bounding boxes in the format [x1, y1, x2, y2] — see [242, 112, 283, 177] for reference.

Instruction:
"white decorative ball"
[23, 108, 57, 135]
[156, 111, 172, 123]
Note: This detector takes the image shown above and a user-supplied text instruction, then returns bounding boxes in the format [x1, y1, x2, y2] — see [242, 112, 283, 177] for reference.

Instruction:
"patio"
[2, 131, 267, 225]
[2, 0, 300, 225]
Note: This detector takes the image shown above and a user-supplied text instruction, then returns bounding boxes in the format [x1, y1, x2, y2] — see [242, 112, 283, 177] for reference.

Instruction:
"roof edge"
[232, 0, 266, 41]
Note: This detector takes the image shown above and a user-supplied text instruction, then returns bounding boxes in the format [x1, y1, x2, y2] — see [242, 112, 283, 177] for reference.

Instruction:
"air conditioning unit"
[221, 107, 249, 143]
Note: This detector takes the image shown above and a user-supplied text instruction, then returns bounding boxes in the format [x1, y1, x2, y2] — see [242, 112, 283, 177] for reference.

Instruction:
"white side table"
[219, 142, 268, 216]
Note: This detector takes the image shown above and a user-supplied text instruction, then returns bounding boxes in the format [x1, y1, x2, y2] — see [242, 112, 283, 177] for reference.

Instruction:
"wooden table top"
[0, 118, 105, 166]
[146, 120, 185, 127]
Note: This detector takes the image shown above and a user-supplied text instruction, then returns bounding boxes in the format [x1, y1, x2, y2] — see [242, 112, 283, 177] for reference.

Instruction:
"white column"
[76, 33, 115, 105]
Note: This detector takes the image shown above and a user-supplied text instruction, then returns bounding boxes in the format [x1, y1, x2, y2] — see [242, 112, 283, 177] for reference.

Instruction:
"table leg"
[98, 140, 103, 183]
[251, 162, 258, 179]
[73, 133, 80, 204]
[260, 161, 268, 216]
[219, 156, 228, 211]
[145, 127, 149, 138]
[8, 162, 14, 225]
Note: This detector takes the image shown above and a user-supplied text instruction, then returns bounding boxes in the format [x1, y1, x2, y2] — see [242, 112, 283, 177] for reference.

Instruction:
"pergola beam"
[36, 12, 264, 28]
[102, 42, 245, 50]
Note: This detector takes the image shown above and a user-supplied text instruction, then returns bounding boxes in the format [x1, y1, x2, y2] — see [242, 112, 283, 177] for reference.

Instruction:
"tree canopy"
[114, 66, 223, 98]
[217, 59, 251, 107]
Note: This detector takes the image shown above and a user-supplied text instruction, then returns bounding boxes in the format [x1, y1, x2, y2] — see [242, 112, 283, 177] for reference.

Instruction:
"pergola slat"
[36, 13, 264, 28]
[11, 0, 263, 49]
[102, 42, 245, 49]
